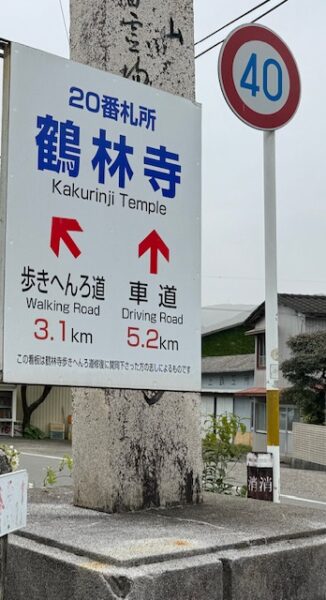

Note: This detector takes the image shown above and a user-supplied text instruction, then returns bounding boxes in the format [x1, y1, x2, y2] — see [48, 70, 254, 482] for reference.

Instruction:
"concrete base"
[7, 489, 326, 599]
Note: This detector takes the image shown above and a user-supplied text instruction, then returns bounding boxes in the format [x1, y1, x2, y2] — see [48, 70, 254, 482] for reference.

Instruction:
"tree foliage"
[281, 332, 326, 424]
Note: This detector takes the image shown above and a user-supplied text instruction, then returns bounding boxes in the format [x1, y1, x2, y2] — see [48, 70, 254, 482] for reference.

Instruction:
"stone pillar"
[70, 1, 195, 100]
[70, 0, 202, 512]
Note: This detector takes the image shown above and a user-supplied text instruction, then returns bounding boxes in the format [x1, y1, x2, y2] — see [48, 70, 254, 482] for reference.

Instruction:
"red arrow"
[138, 230, 169, 275]
[50, 217, 83, 258]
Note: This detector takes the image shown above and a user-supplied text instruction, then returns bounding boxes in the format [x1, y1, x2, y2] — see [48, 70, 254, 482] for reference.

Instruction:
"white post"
[264, 130, 280, 503]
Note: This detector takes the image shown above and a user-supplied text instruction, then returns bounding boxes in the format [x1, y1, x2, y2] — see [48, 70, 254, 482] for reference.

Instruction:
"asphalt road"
[2, 437, 326, 509]
[1, 437, 73, 488]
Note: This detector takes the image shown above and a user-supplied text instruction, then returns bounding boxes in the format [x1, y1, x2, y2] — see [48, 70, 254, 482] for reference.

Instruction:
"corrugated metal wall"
[293, 422, 326, 466]
[305, 318, 326, 333]
[16, 386, 72, 435]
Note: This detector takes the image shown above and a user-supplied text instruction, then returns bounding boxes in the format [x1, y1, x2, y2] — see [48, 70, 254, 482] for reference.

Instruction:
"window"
[253, 402, 299, 435]
[255, 401, 266, 432]
[251, 401, 254, 430]
[257, 333, 266, 369]
[0, 386, 17, 438]
[287, 407, 299, 431]
[280, 406, 300, 432]
[280, 406, 287, 432]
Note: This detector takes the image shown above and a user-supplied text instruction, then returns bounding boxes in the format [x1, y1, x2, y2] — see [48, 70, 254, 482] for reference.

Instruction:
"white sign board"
[0, 43, 201, 391]
[0, 470, 28, 536]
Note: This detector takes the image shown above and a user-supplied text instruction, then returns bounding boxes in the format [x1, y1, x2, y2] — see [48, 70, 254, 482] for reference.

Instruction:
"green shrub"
[202, 413, 248, 494]
[23, 424, 47, 439]
[43, 454, 73, 488]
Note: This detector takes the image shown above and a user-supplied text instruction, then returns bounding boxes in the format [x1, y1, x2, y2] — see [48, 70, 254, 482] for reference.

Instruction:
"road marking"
[21, 452, 63, 460]
[281, 494, 326, 506]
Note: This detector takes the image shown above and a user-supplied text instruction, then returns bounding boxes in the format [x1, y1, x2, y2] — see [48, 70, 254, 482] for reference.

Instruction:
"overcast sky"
[0, 0, 324, 308]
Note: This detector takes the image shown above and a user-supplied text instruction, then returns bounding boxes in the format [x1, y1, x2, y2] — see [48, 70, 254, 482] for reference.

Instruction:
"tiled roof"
[245, 294, 326, 325]
[202, 354, 255, 374]
[234, 387, 266, 397]
[280, 294, 326, 314]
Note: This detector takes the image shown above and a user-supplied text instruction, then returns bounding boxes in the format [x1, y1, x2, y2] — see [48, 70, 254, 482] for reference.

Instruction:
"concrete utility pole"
[70, 0, 202, 512]
[264, 131, 280, 503]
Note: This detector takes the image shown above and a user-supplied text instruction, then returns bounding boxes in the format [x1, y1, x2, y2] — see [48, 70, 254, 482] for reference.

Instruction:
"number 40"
[240, 52, 283, 102]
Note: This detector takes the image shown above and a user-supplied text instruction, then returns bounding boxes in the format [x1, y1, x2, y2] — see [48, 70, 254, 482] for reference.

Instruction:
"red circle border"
[218, 24, 301, 130]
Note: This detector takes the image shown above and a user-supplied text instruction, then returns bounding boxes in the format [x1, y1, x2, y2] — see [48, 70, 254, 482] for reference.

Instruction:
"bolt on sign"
[0, 42, 201, 391]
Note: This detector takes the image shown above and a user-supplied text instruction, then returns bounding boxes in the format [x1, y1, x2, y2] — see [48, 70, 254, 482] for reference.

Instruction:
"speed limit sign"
[218, 24, 300, 130]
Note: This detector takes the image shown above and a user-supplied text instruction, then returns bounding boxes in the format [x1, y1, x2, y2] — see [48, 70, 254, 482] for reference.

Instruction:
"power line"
[195, 0, 273, 46]
[59, 0, 69, 44]
[203, 274, 264, 281]
[252, 0, 288, 22]
[203, 273, 326, 285]
[195, 0, 289, 60]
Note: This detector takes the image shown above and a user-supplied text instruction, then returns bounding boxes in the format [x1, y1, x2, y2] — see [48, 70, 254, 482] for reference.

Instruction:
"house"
[201, 353, 255, 445]
[202, 304, 256, 340]
[240, 294, 326, 457]
[201, 304, 256, 444]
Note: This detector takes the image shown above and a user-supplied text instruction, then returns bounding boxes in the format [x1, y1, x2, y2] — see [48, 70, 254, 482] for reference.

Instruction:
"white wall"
[278, 305, 305, 387]
[200, 394, 214, 434]
[200, 393, 234, 436]
[253, 308, 306, 387]
[234, 397, 251, 429]
[202, 371, 253, 392]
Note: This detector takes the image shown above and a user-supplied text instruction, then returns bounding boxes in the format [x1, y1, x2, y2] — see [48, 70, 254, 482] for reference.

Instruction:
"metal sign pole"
[264, 129, 280, 503]
[218, 24, 300, 504]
